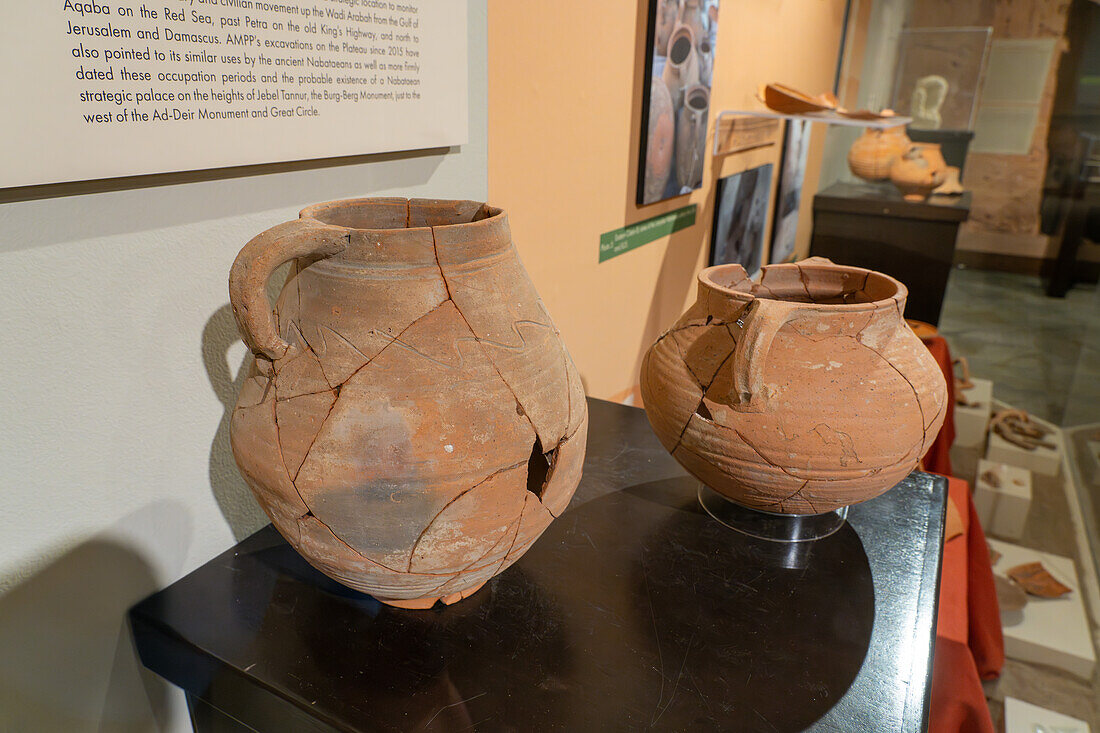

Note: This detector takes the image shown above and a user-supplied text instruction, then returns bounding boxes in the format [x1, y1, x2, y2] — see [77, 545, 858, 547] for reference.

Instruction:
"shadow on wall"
[0, 506, 190, 732]
[203, 302, 271, 542]
[0, 147, 450, 254]
[629, 223, 707, 389]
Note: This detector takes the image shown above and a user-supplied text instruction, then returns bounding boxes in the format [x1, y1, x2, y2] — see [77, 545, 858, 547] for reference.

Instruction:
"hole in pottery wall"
[526, 439, 558, 500]
[694, 400, 714, 422]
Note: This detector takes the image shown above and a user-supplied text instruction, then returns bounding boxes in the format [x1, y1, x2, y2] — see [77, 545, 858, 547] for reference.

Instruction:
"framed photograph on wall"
[710, 164, 773, 277]
[769, 120, 811, 264]
[637, 0, 720, 205]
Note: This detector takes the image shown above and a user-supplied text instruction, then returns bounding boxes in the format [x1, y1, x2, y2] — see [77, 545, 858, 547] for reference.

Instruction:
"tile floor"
[937, 267, 1100, 428]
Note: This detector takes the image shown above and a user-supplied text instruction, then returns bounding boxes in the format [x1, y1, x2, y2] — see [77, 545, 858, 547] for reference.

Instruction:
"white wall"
[0, 3, 487, 730]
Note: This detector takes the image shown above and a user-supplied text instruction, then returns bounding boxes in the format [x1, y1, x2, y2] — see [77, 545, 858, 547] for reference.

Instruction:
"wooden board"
[714, 115, 780, 156]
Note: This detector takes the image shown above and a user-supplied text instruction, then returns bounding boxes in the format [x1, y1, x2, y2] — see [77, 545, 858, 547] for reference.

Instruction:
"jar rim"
[299, 197, 504, 233]
[699, 260, 907, 312]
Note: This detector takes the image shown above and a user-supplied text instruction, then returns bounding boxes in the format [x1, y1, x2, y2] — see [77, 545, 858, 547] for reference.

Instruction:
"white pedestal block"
[985, 412, 1063, 477]
[954, 378, 993, 448]
[972, 459, 1031, 539]
[988, 539, 1096, 679]
[1005, 697, 1090, 733]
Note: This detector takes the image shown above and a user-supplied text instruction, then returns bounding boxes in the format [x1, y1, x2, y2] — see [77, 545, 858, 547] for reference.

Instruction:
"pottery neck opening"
[667, 27, 693, 66]
[301, 198, 500, 231]
[699, 261, 905, 310]
[685, 86, 709, 114]
[298, 198, 511, 268]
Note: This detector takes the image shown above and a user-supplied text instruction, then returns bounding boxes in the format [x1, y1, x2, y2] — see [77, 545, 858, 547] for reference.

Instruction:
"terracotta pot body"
[644, 77, 675, 203]
[890, 142, 947, 201]
[640, 258, 947, 515]
[228, 198, 588, 608]
[661, 24, 699, 107]
[675, 84, 709, 190]
[847, 126, 910, 182]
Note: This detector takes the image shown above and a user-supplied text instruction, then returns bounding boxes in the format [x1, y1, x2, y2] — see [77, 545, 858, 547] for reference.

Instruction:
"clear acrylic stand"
[698, 484, 849, 542]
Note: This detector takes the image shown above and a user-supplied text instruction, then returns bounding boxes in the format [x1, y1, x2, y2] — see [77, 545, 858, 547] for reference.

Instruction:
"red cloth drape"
[921, 336, 956, 476]
[929, 636, 995, 733]
[928, 477, 1004, 733]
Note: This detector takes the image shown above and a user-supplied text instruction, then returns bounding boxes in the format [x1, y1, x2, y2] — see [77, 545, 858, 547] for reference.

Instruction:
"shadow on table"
[209, 476, 872, 731]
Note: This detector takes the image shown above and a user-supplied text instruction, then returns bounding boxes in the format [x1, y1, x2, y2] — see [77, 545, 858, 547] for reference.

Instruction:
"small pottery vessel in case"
[640, 258, 947, 515]
[847, 126, 910, 182]
[229, 198, 588, 608]
[890, 142, 947, 201]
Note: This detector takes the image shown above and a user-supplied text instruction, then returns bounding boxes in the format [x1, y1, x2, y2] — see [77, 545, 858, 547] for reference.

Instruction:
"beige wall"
[488, 0, 848, 399]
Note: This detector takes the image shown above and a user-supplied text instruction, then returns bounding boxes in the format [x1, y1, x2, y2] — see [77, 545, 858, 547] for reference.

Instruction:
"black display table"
[810, 182, 971, 325]
[131, 398, 946, 732]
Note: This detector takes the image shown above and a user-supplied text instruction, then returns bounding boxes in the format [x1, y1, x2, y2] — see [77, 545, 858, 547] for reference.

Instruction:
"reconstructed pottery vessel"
[890, 142, 947, 201]
[229, 198, 588, 608]
[675, 84, 709, 190]
[640, 258, 947, 514]
[847, 126, 910, 182]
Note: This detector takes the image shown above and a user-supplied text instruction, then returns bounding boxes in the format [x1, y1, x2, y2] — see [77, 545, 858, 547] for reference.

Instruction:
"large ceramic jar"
[675, 84, 710, 190]
[229, 198, 588, 608]
[890, 142, 947, 200]
[847, 126, 910, 182]
[644, 77, 675, 204]
[640, 258, 946, 514]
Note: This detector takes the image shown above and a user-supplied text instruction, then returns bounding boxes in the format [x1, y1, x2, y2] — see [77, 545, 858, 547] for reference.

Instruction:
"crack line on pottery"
[269, 388, 313, 512]
[406, 458, 527, 573]
[298, 511, 408, 574]
[287, 303, 454, 486]
[292, 324, 337, 392]
[490, 517, 524, 578]
[291, 387, 340, 483]
[794, 263, 814, 301]
[275, 387, 337, 403]
[333, 301, 448, 387]
[759, 480, 811, 510]
[733, 427, 807, 480]
[856, 338, 928, 456]
[438, 261, 547, 445]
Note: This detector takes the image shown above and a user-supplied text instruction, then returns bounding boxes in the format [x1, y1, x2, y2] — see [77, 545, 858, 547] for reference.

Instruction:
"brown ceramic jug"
[847, 126, 910, 182]
[640, 258, 947, 514]
[228, 198, 588, 608]
[889, 142, 947, 200]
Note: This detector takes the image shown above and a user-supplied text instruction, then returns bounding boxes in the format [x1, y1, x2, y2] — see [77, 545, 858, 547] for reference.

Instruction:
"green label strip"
[599, 205, 697, 263]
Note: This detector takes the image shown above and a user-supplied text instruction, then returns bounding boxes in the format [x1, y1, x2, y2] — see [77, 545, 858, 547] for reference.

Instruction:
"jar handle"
[729, 298, 798, 413]
[228, 219, 349, 367]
